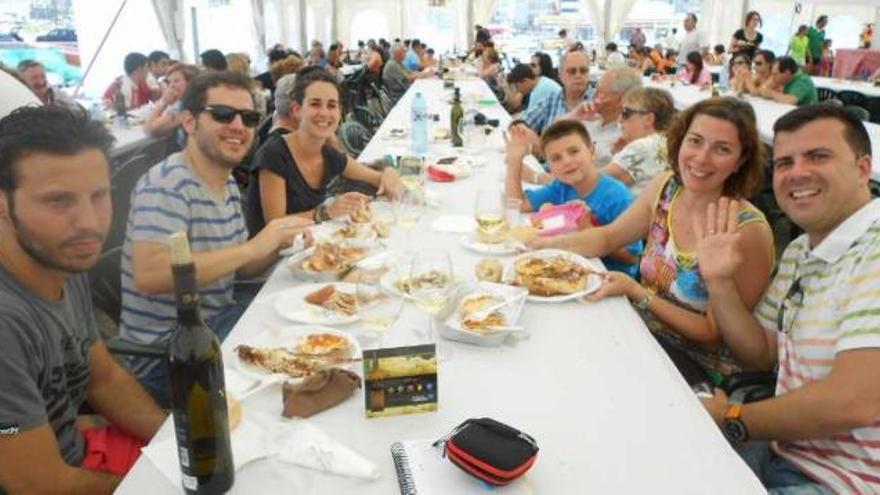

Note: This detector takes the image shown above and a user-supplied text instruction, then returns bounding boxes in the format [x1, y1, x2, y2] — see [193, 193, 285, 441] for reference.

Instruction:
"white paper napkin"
[269, 419, 380, 480]
[431, 215, 476, 233]
[141, 419, 267, 489]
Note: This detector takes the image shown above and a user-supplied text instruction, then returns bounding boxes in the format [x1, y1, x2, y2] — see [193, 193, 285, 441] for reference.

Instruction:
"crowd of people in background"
[0, 7, 878, 494]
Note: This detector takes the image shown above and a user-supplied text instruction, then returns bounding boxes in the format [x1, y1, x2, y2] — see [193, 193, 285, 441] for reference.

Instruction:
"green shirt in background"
[789, 34, 810, 66]
[807, 26, 825, 61]
[784, 71, 818, 106]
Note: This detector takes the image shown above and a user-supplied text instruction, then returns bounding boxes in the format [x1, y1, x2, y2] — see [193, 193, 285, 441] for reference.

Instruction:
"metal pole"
[300, 0, 307, 53]
[72, 0, 128, 98]
[191, 6, 200, 62]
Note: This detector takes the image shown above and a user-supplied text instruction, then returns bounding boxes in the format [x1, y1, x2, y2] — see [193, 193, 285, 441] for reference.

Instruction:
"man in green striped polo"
[696, 104, 880, 493]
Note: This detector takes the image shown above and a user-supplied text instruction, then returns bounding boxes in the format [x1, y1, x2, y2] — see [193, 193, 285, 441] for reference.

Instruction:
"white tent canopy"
[71, 0, 879, 96]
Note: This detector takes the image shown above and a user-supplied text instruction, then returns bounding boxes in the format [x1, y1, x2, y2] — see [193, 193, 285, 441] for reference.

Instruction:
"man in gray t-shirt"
[0, 106, 164, 493]
[383, 43, 433, 104]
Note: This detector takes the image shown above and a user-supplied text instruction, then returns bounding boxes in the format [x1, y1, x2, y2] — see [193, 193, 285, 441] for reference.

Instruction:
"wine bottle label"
[179, 446, 190, 468]
[182, 474, 198, 491]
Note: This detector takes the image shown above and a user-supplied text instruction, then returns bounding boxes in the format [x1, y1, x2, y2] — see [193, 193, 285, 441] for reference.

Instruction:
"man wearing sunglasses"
[119, 71, 313, 406]
[696, 104, 880, 493]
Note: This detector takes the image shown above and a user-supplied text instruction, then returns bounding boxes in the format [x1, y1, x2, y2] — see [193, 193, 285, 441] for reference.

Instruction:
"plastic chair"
[351, 105, 383, 134]
[337, 120, 373, 157]
[106, 153, 153, 249]
[844, 105, 871, 122]
[816, 87, 837, 102]
[836, 90, 868, 109]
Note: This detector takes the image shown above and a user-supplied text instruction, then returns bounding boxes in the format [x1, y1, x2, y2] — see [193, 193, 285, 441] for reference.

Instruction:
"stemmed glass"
[409, 252, 454, 359]
[356, 264, 403, 350]
[474, 189, 506, 244]
[395, 188, 425, 248]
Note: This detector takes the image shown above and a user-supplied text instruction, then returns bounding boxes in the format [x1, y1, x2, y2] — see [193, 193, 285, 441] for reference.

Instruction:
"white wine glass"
[356, 265, 403, 350]
[395, 188, 425, 249]
[474, 189, 506, 244]
[409, 252, 454, 360]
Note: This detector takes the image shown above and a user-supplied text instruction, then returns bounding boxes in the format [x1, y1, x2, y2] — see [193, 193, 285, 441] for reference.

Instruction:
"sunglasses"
[565, 67, 589, 75]
[620, 107, 650, 120]
[198, 104, 261, 128]
[776, 274, 803, 334]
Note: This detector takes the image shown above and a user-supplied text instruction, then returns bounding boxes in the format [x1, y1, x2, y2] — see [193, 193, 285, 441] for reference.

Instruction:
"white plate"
[286, 241, 379, 282]
[441, 282, 528, 347]
[502, 249, 605, 303]
[232, 325, 360, 381]
[313, 221, 378, 243]
[274, 283, 361, 325]
[461, 234, 523, 255]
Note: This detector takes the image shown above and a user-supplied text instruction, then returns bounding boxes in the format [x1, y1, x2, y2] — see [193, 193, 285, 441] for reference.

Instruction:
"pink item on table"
[530, 202, 589, 236]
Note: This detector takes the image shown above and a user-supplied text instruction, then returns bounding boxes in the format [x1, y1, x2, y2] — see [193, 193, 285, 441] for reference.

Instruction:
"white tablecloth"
[117, 79, 764, 495]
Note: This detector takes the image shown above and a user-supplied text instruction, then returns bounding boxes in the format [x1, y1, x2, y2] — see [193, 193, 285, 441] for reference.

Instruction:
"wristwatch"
[722, 400, 749, 444]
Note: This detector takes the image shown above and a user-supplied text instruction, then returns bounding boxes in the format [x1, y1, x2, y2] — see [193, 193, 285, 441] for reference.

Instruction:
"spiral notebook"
[390, 440, 532, 494]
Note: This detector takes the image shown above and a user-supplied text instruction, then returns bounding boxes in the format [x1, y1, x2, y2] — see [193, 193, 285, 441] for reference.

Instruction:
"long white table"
[117, 79, 764, 494]
[646, 80, 880, 182]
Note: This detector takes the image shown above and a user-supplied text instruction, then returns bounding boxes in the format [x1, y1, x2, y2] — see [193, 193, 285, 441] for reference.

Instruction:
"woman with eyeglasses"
[244, 67, 403, 235]
[730, 11, 763, 61]
[728, 53, 752, 94]
[530, 98, 774, 385]
[741, 49, 775, 96]
[601, 87, 674, 195]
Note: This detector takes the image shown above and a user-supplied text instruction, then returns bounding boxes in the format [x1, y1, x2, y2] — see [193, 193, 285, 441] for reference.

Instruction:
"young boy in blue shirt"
[505, 119, 642, 275]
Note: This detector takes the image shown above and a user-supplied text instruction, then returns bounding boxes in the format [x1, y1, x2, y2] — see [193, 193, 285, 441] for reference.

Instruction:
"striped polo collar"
[810, 198, 880, 264]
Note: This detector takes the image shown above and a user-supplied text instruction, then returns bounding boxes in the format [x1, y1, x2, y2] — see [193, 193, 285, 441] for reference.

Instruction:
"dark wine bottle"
[167, 232, 235, 494]
[450, 87, 464, 148]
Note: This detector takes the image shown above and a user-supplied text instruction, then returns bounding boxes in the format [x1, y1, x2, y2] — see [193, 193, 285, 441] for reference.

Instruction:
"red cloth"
[80, 425, 143, 476]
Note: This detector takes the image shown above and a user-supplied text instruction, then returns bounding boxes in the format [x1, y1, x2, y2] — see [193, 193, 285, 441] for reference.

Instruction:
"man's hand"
[327, 191, 372, 219]
[694, 198, 743, 284]
[699, 388, 729, 426]
[246, 215, 313, 260]
[572, 101, 601, 122]
[376, 168, 403, 199]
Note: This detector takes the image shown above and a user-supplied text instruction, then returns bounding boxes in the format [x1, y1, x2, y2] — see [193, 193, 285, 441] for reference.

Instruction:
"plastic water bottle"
[718, 67, 729, 92]
[411, 91, 428, 154]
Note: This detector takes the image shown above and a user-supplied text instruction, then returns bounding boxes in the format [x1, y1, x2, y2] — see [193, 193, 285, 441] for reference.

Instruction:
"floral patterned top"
[638, 173, 772, 381]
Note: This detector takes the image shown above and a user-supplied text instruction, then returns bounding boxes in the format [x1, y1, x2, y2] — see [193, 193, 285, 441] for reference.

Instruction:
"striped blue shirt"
[521, 88, 589, 134]
[119, 152, 247, 377]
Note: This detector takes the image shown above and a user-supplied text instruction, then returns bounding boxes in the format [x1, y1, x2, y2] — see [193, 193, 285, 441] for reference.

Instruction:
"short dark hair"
[507, 63, 537, 84]
[268, 46, 289, 64]
[123, 52, 148, 76]
[773, 103, 872, 159]
[605, 42, 618, 52]
[291, 66, 342, 106]
[775, 55, 799, 74]
[687, 13, 698, 24]
[0, 105, 115, 192]
[540, 119, 593, 153]
[200, 49, 228, 71]
[816, 15, 828, 25]
[754, 49, 775, 65]
[148, 50, 169, 64]
[666, 97, 764, 198]
[180, 71, 255, 114]
[16, 59, 42, 72]
[713, 44, 725, 55]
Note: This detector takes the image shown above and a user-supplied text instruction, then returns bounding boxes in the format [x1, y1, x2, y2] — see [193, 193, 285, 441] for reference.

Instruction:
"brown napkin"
[282, 368, 362, 418]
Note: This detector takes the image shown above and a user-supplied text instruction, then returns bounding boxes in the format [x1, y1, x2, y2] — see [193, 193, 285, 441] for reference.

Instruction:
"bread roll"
[475, 258, 503, 283]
